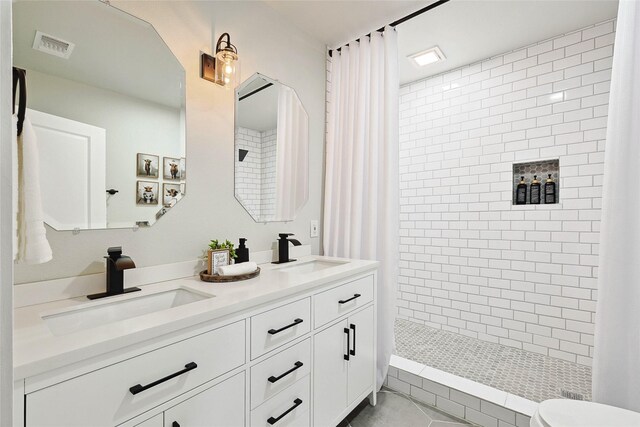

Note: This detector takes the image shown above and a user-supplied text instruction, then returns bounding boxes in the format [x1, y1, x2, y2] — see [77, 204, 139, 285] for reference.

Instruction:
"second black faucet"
[274, 233, 301, 264]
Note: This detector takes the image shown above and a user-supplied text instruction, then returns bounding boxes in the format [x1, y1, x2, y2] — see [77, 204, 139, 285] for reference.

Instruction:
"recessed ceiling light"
[409, 46, 445, 67]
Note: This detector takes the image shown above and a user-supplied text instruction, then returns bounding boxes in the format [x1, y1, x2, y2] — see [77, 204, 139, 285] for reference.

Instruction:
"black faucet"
[273, 233, 302, 264]
[87, 247, 140, 300]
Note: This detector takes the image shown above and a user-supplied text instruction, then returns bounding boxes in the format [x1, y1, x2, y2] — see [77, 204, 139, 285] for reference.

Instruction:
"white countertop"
[14, 256, 378, 380]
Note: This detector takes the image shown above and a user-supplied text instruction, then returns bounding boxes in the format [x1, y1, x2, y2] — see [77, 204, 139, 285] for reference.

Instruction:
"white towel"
[15, 115, 52, 264]
[217, 262, 258, 277]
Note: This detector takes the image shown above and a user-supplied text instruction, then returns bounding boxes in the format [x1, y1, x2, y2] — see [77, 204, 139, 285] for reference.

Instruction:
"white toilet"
[531, 399, 640, 427]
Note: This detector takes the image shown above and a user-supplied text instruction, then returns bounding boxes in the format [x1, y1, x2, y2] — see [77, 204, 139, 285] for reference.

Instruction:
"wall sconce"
[201, 32, 239, 88]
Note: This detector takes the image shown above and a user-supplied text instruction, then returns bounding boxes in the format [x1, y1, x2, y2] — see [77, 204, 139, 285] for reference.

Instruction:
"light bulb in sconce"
[200, 32, 239, 88]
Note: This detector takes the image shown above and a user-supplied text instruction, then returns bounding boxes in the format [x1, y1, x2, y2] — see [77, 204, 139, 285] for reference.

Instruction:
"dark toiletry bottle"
[516, 176, 527, 205]
[530, 175, 541, 204]
[236, 238, 249, 263]
[545, 174, 556, 204]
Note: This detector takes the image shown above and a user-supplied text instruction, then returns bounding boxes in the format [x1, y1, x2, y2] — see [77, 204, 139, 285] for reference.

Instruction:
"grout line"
[378, 389, 435, 425]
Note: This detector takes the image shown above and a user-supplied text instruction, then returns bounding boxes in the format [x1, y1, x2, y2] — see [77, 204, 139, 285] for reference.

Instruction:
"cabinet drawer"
[251, 298, 310, 360]
[164, 372, 245, 427]
[250, 339, 310, 409]
[314, 275, 374, 328]
[250, 376, 310, 427]
[26, 320, 245, 427]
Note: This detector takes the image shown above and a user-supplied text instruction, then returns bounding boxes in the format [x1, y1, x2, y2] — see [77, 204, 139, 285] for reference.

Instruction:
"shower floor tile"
[394, 319, 592, 403]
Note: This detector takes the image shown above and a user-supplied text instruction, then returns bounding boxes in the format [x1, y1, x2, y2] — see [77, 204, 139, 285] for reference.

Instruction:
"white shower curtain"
[275, 85, 309, 221]
[323, 27, 399, 390]
[593, 0, 640, 412]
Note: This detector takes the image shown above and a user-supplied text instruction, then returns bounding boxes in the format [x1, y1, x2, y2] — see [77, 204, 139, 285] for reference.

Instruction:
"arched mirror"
[234, 73, 309, 222]
[13, 0, 186, 230]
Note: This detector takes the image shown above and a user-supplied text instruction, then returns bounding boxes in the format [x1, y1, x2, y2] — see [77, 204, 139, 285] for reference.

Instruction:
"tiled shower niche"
[512, 159, 559, 205]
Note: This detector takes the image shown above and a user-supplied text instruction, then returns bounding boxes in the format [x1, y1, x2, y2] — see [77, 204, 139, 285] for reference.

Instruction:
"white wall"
[27, 70, 183, 227]
[398, 20, 614, 366]
[0, 1, 13, 422]
[14, 0, 326, 284]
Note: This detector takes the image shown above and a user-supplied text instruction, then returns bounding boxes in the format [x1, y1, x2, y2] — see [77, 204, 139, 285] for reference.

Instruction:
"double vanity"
[13, 256, 378, 427]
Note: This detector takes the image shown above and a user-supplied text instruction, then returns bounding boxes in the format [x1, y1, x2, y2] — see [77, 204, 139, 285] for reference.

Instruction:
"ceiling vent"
[32, 31, 75, 59]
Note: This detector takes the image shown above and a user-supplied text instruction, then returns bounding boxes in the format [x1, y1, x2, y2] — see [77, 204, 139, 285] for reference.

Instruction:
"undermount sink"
[276, 259, 348, 274]
[42, 288, 212, 336]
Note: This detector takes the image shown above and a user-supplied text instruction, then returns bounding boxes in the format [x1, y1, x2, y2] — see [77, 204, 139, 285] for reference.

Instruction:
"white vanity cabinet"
[17, 266, 377, 427]
[313, 305, 375, 427]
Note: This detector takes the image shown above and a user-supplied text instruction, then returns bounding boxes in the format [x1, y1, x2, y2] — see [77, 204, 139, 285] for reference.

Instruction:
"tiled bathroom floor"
[395, 319, 592, 403]
[338, 388, 471, 427]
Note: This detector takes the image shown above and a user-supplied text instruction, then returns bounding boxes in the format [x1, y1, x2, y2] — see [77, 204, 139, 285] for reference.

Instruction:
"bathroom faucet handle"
[279, 233, 294, 239]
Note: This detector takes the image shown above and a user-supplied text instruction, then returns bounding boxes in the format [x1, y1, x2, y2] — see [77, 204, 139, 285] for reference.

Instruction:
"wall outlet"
[310, 220, 319, 238]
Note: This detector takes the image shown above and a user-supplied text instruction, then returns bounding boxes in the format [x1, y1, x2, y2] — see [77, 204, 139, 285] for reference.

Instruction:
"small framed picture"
[163, 156, 181, 180]
[208, 249, 230, 275]
[163, 183, 183, 207]
[136, 153, 159, 178]
[180, 157, 186, 180]
[136, 181, 159, 205]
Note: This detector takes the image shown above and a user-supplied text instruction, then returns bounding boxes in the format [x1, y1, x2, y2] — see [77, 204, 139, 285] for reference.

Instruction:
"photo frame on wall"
[136, 153, 159, 178]
[163, 156, 181, 180]
[207, 249, 230, 275]
[136, 181, 159, 205]
[163, 183, 183, 207]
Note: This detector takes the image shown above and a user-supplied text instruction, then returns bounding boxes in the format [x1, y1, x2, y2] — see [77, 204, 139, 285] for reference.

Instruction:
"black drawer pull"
[350, 324, 356, 356]
[344, 327, 350, 361]
[268, 361, 304, 383]
[338, 294, 361, 304]
[129, 362, 197, 395]
[268, 318, 303, 335]
[267, 398, 303, 425]
[172, 423, 180, 427]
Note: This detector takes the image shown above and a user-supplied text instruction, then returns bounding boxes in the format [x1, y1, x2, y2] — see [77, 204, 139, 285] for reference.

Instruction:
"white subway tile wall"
[235, 126, 278, 220]
[260, 129, 278, 219]
[398, 20, 615, 366]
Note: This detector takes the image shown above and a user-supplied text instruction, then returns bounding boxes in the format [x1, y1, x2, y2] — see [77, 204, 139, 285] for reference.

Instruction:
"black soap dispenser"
[516, 176, 527, 205]
[236, 238, 249, 263]
[545, 174, 557, 204]
[530, 175, 541, 204]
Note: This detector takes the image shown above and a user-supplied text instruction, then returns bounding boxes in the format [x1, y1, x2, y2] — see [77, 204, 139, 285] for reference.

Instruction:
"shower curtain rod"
[328, 0, 450, 57]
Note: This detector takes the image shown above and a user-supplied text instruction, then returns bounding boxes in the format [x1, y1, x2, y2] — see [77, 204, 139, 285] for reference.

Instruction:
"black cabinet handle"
[344, 327, 350, 361]
[338, 294, 361, 304]
[267, 398, 303, 425]
[172, 423, 180, 427]
[268, 361, 304, 383]
[129, 362, 197, 395]
[268, 318, 303, 335]
[350, 324, 356, 356]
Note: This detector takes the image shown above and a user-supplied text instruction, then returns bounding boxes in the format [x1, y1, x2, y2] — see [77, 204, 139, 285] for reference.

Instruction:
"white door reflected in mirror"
[234, 73, 309, 222]
[13, 0, 186, 230]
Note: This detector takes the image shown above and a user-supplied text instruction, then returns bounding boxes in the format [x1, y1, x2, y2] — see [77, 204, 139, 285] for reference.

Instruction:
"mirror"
[234, 74, 309, 222]
[13, 1, 186, 230]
